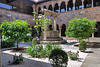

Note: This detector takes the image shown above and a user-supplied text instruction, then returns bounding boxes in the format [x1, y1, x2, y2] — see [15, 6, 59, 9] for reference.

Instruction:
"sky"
[0, 3, 16, 9]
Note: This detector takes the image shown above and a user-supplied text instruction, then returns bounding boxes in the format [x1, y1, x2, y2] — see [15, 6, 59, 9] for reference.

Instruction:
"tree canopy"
[65, 18, 96, 40]
[0, 19, 32, 48]
[33, 11, 51, 33]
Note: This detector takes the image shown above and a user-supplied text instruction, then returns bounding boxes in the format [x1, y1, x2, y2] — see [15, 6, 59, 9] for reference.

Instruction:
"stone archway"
[94, 0, 100, 7]
[75, 0, 82, 10]
[67, 0, 73, 11]
[49, 25, 53, 31]
[48, 4, 53, 11]
[54, 3, 59, 13]
[94, 22, 100, 37]
[60, 1, 66, 12]
[84, 0, 92, 8]
[61, 24, 66, 37]
[38, 7, 41, 14]
[43, 6, 46, 9]
[57, 24, 59, 31]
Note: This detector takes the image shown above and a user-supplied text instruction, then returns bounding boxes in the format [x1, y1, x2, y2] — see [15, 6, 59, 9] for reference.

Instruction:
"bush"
[49, 49, 68, 67]
[32, 38, 37, 45]
[1, 40, 15, 48]
[25, 43, 61, 58]
[79, 40, 87, 52]
[8, 53, 23, 64]
[68, 50, 79, 60]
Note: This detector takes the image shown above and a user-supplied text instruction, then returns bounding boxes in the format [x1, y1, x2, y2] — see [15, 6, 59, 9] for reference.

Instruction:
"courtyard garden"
[0, 11, 97, 67]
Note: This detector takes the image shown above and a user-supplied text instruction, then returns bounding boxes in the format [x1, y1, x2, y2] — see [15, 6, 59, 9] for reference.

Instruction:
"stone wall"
[48, 7, 100, 30]
[0, 8, 35, 27]
[0, 0, 34, 15]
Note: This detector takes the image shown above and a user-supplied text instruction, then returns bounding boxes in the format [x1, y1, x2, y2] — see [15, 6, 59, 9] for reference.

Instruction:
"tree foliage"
[65, 18, 96, 40]
[33, 11, 51, 33]
[0, 19, 32, 48]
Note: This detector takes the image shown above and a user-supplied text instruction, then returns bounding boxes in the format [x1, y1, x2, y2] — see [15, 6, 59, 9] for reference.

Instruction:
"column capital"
[81, 0, 84, 2]
[73, 0, 76, 4]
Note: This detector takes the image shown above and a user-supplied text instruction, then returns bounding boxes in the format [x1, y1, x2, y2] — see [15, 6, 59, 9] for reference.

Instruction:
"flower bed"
[68, 50, 79, 60]
[25, 43, 61, 58]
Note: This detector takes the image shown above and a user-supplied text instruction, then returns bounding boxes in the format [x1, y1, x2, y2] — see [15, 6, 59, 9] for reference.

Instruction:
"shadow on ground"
[63, 42, 78, 45]
[2, 53, 52, 67]
[92, 43, 100, 48]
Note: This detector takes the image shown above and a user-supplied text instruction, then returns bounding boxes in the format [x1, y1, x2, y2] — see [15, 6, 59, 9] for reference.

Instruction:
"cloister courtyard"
[0, 0, 100, 67]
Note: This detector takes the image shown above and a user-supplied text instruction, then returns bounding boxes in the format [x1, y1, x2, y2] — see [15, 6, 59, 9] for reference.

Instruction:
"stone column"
[0, 31, 2, 67]
[92, 33, 94, 38]
[59, 7, 60, 13]
[43, 24, 47, 40]
[52, 7, 54, 12]
[73, 0, 76, 10]
[59, 28, 61, 37]
[92, 0, 94, 8]
[54, 17, 57, 31]
[82, 0, 84, 9]
[52, 4, 55, 12]
[66, 4, 67, 11]
[59, 4, 61, 13]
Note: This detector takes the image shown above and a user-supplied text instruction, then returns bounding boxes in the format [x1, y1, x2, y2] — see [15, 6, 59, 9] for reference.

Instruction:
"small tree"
[33, 11, 51, 34]
[65, 18, 96, 40]
[0, 19, 32, 49]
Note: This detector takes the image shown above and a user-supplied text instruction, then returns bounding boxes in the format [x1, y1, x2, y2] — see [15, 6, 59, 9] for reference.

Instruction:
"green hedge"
[1, 40, 15, 48]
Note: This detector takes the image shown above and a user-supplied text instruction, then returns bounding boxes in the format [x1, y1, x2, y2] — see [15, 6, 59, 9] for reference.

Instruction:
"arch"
[75, 0, 82, 10]
[67, 0, 73, 11]
[38, 7, 41, 14]
[49, 25, 53, 31]
[84, 0, 92, 8]
[93, 0, 100, 7]
[57, 24, 59, 30]
[61, 24, 66, 37]
[60, 1, 66, 12]
[54, 3, 59, 13]
[28, 6, 33, 15]
[94, 22, 100, 37]
[48, 4, 53, 11]
[43, 6, 47, 9]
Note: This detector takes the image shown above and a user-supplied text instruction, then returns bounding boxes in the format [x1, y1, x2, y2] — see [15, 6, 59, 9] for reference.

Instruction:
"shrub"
[1, 40, 15, 48]
[79, 40, 87, 52]
[45, 43, 61, 57]
[25, 43, 61, 58]
[49, 49, 68, 67]
[12, 53, 23, 64]
[68, 50, 79, 60]
[32, 38, 37, 45]
[25, 45, 36, 57]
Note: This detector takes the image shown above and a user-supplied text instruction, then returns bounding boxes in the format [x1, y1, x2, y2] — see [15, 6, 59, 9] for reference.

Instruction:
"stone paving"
[2, 42, 90, 67]
[2, 38, 100, 67]
[81, 43, 100, 67]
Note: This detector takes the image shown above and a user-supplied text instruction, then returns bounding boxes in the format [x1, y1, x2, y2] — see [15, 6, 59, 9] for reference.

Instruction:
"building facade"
[33, 0, 100, 38]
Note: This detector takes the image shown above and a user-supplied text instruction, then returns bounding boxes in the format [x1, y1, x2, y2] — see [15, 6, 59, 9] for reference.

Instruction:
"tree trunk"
[17, 41, 19, 49]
